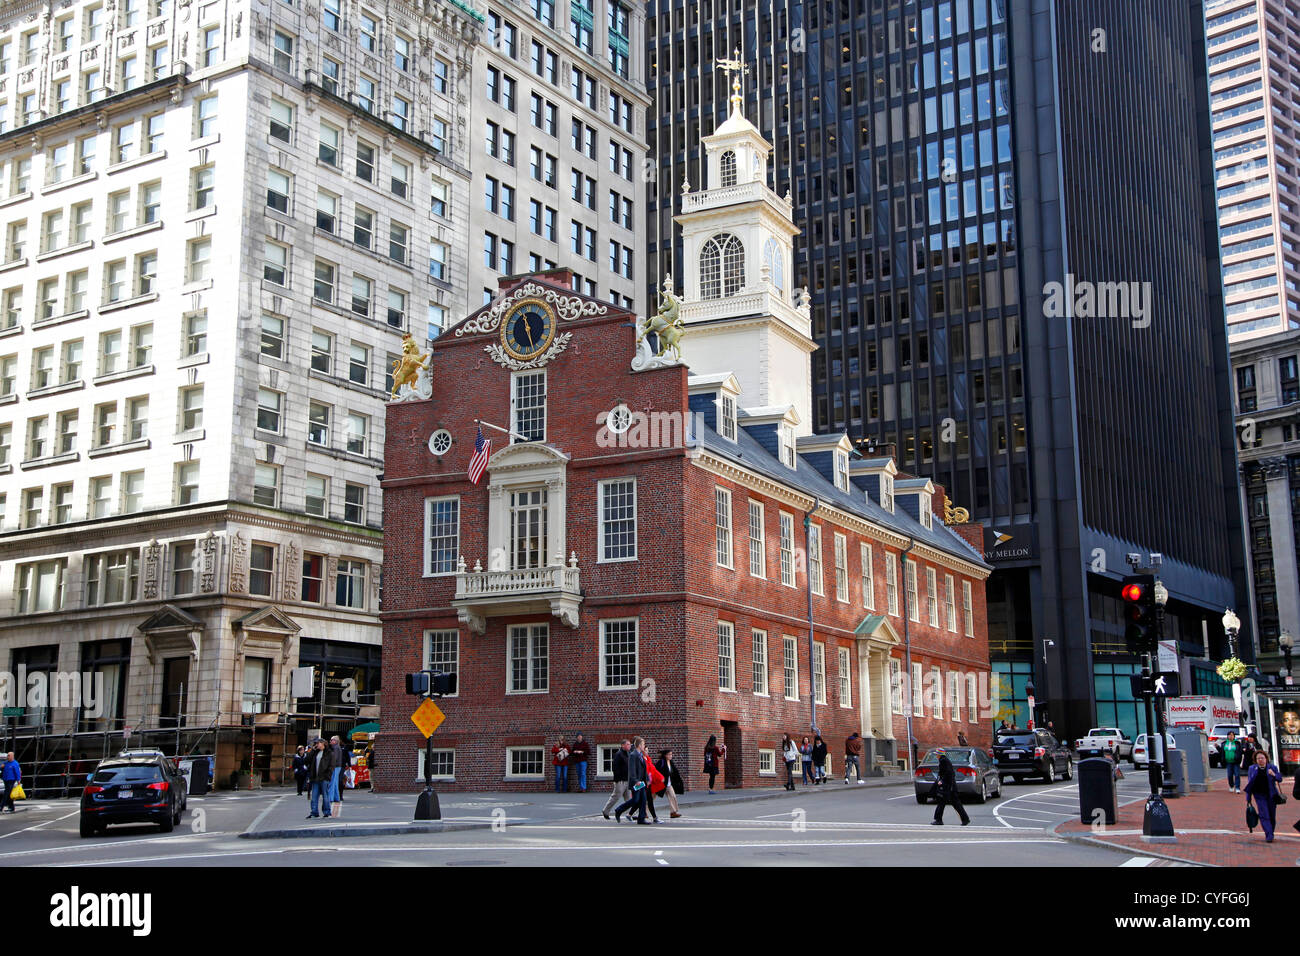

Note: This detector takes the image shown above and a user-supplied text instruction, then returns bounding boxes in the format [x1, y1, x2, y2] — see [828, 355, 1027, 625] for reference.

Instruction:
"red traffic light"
[1121, 583, 1145, 602]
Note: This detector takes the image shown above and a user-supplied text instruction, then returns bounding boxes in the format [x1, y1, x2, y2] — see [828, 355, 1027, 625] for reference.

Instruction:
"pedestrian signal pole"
[407, 670, 455, 821]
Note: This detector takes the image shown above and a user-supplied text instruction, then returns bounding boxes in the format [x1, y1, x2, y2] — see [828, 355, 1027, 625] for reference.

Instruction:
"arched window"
[763, 238, 785, 294]
[700, 234, 745, 299]
[719, 149, 738, 187]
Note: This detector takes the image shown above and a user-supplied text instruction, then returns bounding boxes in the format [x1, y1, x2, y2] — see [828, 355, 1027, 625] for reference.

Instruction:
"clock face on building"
[500, 298, 557, 362]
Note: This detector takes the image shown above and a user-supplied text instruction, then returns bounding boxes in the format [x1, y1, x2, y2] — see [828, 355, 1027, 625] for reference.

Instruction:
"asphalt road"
[0, 777, 1178, 867]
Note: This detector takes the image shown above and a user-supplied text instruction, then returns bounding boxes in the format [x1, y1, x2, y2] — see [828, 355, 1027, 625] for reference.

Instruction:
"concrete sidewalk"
[1054, 777, 1300, 866]
[240, 776, 910, 839]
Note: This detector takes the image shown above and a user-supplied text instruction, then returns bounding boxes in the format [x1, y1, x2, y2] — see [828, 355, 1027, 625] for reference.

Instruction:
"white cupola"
[672, 51, 818, 435]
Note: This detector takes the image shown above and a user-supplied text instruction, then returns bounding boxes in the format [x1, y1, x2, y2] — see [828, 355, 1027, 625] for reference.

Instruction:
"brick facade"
[376, 272, 992, 792]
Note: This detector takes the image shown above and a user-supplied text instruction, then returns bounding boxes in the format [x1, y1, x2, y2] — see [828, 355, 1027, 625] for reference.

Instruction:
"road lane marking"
[1121, 856, 1156, 867]
[60, 837, 1070, 866]
[0, 810, 79, 840]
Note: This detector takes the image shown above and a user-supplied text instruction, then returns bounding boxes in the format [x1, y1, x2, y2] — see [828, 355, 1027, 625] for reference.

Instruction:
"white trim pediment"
[486, 442, 571, 474]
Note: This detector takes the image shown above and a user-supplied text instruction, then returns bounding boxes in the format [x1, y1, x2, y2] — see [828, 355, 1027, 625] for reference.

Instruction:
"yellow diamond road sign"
[410, 698, 446, 739]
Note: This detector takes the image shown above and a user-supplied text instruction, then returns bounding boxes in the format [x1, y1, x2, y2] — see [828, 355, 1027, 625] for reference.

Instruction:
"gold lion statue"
[390, 334, 430, 399]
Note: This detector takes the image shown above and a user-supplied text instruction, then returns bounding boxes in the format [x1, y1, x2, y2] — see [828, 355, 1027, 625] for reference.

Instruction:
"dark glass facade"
[646, 0, 1249, 735]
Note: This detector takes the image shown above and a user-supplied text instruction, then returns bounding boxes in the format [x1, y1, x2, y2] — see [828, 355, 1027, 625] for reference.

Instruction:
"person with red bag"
[551, 737, 571, 793]
[643, 747, 665, 823]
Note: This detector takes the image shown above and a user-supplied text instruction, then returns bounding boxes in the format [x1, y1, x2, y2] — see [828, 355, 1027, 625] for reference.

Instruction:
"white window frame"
[905, 558, 919, 622]
[838, 646, 852, 708]
[945, 573, 957, 632]
[423, 628, 459, 698]
[504, 746, 546, 780]
[930, 665, 943, 719]
[599, 617, 638, 690]
[861, 542, 875, 609]
[758, 749, 777, 775]
[597, 477, 637, 563]
[813, 641, 826, 705]
[714, 486, 733, 568]
[751, 628, 768, 696]
[966, 672, 979, 722]
[779, 511, 796, 587]
[506, 623, 549, 694]
[912, 661, 924, 716]
[416, 748, 456, 781]
[890, 659, 903, 714]
[833, 531, 848, 602]
[950, 670, 962, 722]
[717, 620, 736, 691]
[886, 552, 899, 615]
[510, 369, 547, 443]
[808, 523, 823, 596]
[423, 495, 461, 576]
[747, 499, 765, 578]
[783, 635, 799, 701]
[962, 580, 974, 637]
[926, 566, 939, 627]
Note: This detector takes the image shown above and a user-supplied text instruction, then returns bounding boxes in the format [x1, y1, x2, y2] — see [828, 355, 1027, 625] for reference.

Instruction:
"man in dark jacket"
[292, 746, 309, 795]
[602, 739, 631, 819]
[931, 751, 970, 826]
[614, 737, 650, 824]
[844, 732, 865, 784]
[654, 749, 685, 818]
[307, 739, 336, 818]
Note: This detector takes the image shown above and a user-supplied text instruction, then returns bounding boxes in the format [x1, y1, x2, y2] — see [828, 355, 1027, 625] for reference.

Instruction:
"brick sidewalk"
[1056, 777, 1300, 866]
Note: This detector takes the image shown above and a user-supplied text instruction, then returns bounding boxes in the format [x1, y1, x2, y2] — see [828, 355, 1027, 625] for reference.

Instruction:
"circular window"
[428, 429, 453, 456]
[606, 404, 633, 435]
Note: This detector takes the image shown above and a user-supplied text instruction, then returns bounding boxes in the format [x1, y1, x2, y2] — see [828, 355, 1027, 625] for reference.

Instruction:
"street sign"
[1, 707, 22, 717]
[1157, 639, 1178, 674]
[410, 698, 446, 738]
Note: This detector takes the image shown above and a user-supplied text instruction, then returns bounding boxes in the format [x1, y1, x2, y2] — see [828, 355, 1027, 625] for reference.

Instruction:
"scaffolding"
[0, 695, 379, 797]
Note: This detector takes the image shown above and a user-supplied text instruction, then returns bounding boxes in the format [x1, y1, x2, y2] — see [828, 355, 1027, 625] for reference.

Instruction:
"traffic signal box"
[1121, 574, 1157, 654]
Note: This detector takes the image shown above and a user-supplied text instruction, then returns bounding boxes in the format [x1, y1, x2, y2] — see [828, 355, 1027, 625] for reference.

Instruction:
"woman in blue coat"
[1245, 749, 1284, 842]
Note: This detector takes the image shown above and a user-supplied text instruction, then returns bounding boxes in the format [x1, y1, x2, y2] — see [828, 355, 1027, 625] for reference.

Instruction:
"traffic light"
[1121, 574, 1157, 653]
[406, 670, 457, 696]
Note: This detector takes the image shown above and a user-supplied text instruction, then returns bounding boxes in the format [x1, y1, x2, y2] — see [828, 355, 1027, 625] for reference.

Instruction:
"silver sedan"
[914, 747, 1002, 804]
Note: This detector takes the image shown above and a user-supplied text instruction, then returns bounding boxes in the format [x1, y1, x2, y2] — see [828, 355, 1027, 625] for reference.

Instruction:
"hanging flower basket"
[1217, 657, 1247, 683]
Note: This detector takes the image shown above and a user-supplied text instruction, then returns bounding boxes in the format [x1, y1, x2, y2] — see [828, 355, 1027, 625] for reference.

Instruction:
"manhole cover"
[445, 859, 507, 866]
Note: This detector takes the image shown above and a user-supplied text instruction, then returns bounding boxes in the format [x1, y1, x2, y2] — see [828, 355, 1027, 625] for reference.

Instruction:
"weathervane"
[714, 48, 749, 114]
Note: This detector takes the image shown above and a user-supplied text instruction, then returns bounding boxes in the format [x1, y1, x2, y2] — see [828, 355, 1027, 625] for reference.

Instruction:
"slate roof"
[695, 419, 989, 569]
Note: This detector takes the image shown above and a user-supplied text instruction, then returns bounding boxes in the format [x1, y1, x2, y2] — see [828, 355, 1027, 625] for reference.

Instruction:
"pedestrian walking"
[306, 739, 336, 819]
[645, 745, 664, 823]
[811, 735, 828, 784]
[781, 734, 799, 790]
[799, 736, 814, 785]
[1240, 734, 1259, 771]
[0, 752, 20, 812]
[338, 741, 352, 800]
[844, 732, 865, 784]
[930, 750, 971, 826]
[655, 749, 685, 818]
[1245, 749, 1284, 842]
[1218, 731, 1243, 792]
[292, 746, 309, 796]
[551, 737, 571, 793]
[704, 734, 725, 793]
[571, 733, 591, 793]
[602, 739, 631, 819]
[615, 736, 651, 824]
[327, 736, 344, 817]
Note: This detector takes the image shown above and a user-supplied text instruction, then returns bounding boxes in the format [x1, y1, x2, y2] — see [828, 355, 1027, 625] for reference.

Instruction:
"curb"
[240, 776, 913, 840]
[1049, 820, 1211, 867]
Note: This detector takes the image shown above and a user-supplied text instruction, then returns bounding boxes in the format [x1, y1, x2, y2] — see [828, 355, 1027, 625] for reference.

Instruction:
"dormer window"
[920, 495, 932, 529]
[834, 450, 849, 492]
[880, 473, 894, 513]
[780, 424, 796, 468]
[719, 393, 737, 441]
[719, 149, 737, 187]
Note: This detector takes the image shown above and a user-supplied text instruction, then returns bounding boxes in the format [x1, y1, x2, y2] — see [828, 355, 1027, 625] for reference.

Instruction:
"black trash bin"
[1078, 756, 1117, 825]
[189, 756, 211, 797]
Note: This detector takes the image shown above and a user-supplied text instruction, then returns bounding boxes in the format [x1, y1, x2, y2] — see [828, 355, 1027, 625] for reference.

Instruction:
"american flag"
[468, 425, 492, 484]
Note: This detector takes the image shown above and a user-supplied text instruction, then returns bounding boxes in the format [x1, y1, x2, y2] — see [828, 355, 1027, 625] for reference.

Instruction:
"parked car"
[1074, 727, 1134, 762]
[80, 755, 186, 838]
[993, 729, 1073, 783]
[1206, 724, 1250, 767]
[1132, 733, 1178, 769]
[914, 747, 1002, 804]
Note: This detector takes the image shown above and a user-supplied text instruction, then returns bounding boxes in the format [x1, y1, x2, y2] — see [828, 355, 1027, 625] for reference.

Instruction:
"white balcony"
[451, 553, 582, 633]
[680, 179, 792, 217]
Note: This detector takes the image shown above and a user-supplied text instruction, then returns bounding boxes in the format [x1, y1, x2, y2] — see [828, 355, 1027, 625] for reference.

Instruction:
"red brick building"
[375, 94, 991, 792]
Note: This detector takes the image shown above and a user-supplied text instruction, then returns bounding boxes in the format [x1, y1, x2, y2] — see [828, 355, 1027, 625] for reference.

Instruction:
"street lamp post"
[1142, 579, 1175, 841]
[1223, 608, 1245, 721]
[1280, 631, 1294, 688]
